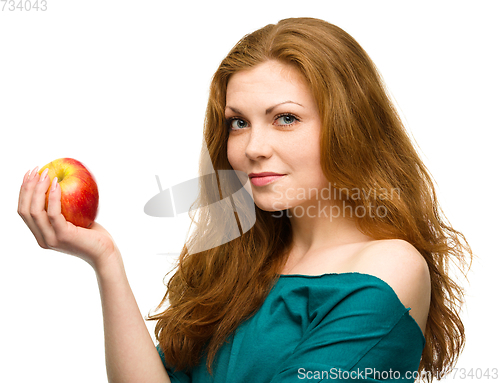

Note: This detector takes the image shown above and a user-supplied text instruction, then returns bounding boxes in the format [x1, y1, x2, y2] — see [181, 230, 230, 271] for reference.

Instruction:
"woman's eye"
[276, 114, 298, 126]
[228, 118, 248, 130]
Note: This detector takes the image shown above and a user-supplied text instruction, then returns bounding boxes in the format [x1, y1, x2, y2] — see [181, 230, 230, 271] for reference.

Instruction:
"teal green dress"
[157, 272, 426, 382]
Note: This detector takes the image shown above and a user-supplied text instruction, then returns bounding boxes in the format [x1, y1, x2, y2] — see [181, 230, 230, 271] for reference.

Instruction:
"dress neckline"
[277, 271, 426, 343]
[279, 271, 365, 278]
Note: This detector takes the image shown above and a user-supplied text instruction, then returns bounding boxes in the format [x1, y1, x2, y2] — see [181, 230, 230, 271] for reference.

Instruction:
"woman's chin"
[255, 201, 291, 213]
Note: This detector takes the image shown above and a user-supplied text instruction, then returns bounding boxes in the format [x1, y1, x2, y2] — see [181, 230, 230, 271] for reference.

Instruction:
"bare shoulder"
[354, 239, 431, 334]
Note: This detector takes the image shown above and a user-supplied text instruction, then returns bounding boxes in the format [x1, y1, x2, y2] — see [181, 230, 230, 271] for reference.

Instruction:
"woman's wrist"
[92, 250, 125, 281]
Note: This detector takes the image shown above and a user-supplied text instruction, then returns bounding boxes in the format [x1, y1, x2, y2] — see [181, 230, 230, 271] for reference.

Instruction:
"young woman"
[18, 17, 473, 383]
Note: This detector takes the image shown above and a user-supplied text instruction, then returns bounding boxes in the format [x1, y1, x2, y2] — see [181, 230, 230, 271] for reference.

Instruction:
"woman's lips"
[250, 175, 285, 186]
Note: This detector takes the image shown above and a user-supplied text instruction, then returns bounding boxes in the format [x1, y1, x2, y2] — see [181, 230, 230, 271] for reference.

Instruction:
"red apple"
[38, 158, 99, 228]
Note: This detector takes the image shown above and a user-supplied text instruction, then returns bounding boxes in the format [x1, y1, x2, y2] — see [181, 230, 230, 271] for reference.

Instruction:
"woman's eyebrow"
[225, 101, 304, 115]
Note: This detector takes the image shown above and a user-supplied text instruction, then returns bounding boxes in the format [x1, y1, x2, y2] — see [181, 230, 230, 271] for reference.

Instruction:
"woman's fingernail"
[51, 177, 58, 192]
[29, 166, 39, 180]
[39, 168, 49, 182]
[22, 170, 30, 184]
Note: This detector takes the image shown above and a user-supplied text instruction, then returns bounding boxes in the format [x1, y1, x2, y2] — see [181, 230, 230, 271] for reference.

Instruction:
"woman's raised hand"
[17, 166, 120, 271]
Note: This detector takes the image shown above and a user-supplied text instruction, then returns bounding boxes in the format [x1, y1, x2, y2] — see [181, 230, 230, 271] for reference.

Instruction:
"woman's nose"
[244, 126, 273, 160]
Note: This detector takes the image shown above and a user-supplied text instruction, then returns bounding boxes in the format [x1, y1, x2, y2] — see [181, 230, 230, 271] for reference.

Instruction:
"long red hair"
[147, 17, 473, 381]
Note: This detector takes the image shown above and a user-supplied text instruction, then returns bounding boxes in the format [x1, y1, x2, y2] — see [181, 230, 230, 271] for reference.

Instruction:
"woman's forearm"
[94, 252, 171, 383]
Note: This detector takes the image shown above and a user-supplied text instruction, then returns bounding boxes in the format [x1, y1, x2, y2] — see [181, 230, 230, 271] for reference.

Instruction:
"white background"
[1, 1, 498, 382]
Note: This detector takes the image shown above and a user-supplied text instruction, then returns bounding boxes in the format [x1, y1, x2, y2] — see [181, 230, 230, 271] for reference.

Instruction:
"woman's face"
[226, 60, 330, 213]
